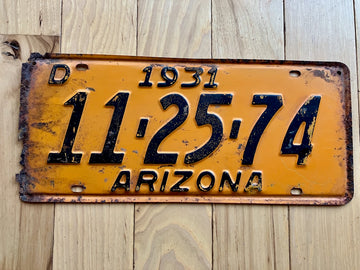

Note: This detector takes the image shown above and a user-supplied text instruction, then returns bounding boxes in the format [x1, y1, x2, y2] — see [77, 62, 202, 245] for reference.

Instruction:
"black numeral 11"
[48, 91, 129, 164]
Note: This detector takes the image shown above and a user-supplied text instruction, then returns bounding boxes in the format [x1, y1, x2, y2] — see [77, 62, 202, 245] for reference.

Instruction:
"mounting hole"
[289, 70, 301, 77]
[76, 63, 89, 71]
[291, 187, 302, 196]
[71, 185, 85, 193]
[337, 70, 342, 75]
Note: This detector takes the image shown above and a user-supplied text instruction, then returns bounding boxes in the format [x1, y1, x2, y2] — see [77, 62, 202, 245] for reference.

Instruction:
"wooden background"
[1, 0, 360, 269]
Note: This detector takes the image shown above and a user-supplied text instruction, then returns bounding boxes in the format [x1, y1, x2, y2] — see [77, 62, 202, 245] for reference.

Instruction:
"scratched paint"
[17, 54, 353, 205]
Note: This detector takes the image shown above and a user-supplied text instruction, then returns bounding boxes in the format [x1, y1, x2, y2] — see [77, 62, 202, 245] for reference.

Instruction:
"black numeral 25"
[143, 93, 232, 164]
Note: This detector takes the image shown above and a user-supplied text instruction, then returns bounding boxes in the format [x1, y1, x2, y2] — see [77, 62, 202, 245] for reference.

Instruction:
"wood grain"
[0, 1, 61, 35]
[135, 205, 212, 270]
[1, 1, 360, 270]
[135, 1, 212, 269]
[61, 0, 136, 54]
[212, 0, 284, 59]
[285, 1, 360, 269]
[212, 1, 289, 269]
[53, 204, 133, 270]
[355, 0, 360, 96]
[138, 0, 211, 58]
[0, 35, 59, 270]
[53, 1, 137, 269]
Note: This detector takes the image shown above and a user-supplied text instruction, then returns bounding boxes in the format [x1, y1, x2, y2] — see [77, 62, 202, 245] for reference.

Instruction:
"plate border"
[17, 53, 354, 205]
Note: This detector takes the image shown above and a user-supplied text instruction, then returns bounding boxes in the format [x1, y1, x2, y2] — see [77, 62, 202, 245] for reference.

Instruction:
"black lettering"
[197, 171, 215, 192]
[139, 66, 153, 87]
[47, 92, 87, 164]
[229, 119, 241, 139]
[219, 170, 241, 192]
[158, 66, 178, 87]
[135, 170, 158, 192]
[185, 94, 232, 164]
[111, 171, 130, 192]
[170, 170, 193, 192]
[242, 94, 283, 165]
[181, 67, 203, 88]
[244, 171, 262, 193]
[144, 94, 189, 164]
[48, 64, 70, 84]
[89, 92, 129, 163]
[281, 95, 321, 165]
[136, 118, 149, 138]
[204, 66, 218, 88]
[160, 170, 170, 192]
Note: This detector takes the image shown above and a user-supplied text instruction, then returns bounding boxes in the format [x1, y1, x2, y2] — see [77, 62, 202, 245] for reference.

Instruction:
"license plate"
[17, 53, 353, 205]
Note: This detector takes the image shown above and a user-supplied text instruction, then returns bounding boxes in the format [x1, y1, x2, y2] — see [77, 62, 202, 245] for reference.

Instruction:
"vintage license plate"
[17, 54, 353, 205]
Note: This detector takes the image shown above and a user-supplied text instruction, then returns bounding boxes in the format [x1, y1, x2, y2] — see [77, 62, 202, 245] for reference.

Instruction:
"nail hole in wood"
[2, 40, 20, 59]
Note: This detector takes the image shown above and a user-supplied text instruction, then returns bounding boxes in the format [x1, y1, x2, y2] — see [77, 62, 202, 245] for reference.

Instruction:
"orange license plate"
[17, 54, 353, 205]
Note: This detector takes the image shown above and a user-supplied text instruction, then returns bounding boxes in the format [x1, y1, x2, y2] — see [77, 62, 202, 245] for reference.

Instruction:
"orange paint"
[18, 54, 353, 204]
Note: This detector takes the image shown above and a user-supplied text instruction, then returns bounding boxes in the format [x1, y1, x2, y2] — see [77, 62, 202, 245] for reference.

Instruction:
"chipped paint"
[18, 53, 353, 205]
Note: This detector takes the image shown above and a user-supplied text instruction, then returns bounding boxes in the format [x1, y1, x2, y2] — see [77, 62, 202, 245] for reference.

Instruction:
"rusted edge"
[17, 55, 36, 201]
[18, 54, 354, 205]
[340, 62, 354, 204]
[28, 52, 45, 61]
[43, 53, 349, 69]
[19, 194, 350, 205]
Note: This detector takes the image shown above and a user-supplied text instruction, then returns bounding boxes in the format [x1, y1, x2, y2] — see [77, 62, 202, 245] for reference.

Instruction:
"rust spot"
[31, 122, 56, 135]
[312, 69, 334, 83]
[17, 54, 353, 205]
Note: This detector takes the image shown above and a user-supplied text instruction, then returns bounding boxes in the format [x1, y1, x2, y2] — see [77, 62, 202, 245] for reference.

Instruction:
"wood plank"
[61, 0, 136, 54]
[0, 1, 61, 35]
[212, 0, 284, 59]
[285, 1, 360, 269]
[53, 204, 133, 270]
[355, 0, 360, 93]
[135, 1, 212, 269]
[0, 35, 59, 270]
[53, 1, 137, 269]
[135, 205, 212, 269]
[211, 1, 290, 269]
[137, 0, 211, 58]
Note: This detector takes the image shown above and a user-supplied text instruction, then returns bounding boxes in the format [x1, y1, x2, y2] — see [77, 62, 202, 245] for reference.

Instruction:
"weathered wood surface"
[0, 1, 359, 269]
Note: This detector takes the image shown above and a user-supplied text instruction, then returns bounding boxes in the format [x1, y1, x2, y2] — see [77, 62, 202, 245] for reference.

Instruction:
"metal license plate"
[17, 53, 353, 205]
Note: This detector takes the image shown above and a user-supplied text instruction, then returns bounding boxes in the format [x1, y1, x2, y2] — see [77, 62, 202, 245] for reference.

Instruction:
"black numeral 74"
[242, 95, 321, 165]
